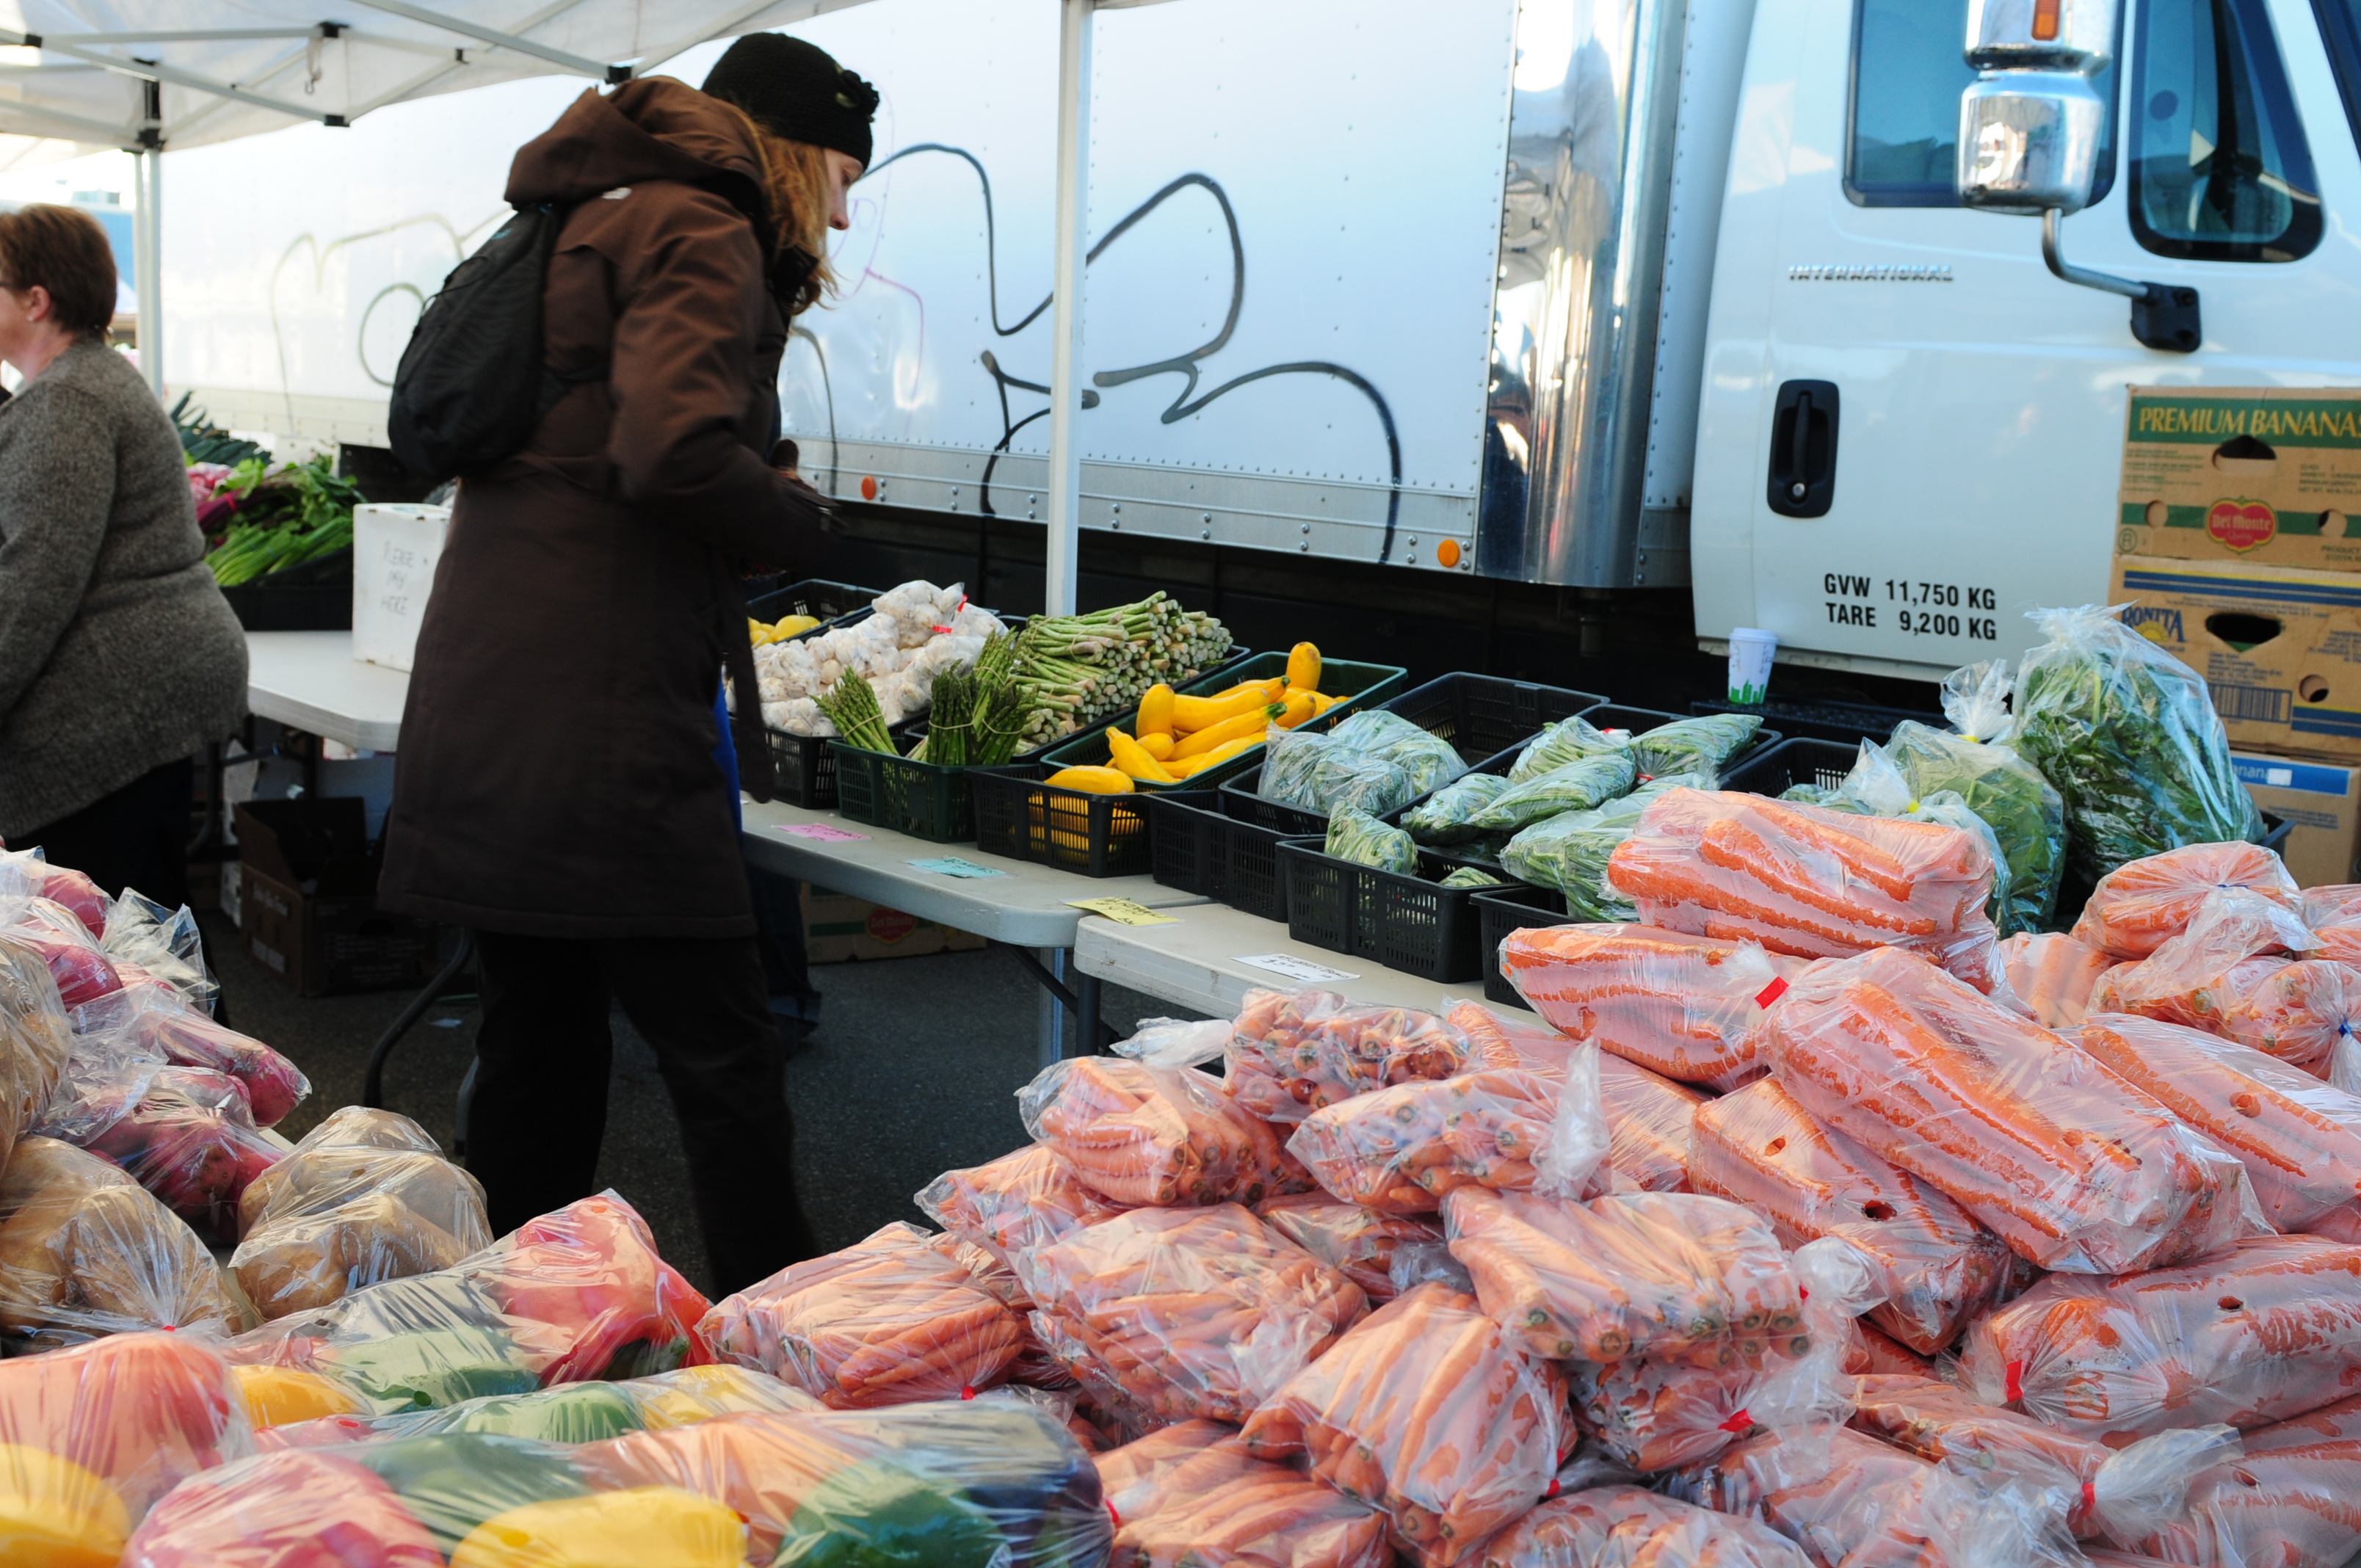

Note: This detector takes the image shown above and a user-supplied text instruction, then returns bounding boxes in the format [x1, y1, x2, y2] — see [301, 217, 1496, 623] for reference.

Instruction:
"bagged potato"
[0, 1136, 239, 1349]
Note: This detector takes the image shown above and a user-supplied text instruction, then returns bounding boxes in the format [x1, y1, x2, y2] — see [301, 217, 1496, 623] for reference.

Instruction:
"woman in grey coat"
[0, 204, 246, 905]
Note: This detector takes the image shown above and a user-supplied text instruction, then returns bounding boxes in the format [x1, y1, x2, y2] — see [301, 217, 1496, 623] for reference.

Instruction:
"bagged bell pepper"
[1096, 1418, 1390, 1568]
[0, 1329, 251, 1532]
[256, 1364, 815, 1453]
[1225, 990, 1473, 1122]
[1444, 1188, 1802, 1365]
[2072, 841, 2300, 961]
[70, 986, 308, 1127]
[1020, 1054, 1300, 1206]
[1689, 1078, 2010, 1355]
[37, 1062, 287, 1244]
[479, 1191, 711, 1380]
[699, 1221, 1026, 1408]
[1474, 1481, 1813, 1568]
[1500, 922, 1797, 1090]
[1018, 1204, 1366, 1426]
[1241, 1282, 1569, 1567]
[0, 896, 121, 1007]
[123, 1448, 446, 1568]
[2132, 1393, 2361, 1568]
[918, 1142, 1130, 1260]
[1287, 1063, 1608, 1216]
[1756, 945, 2261, 1274]
[1962, 1233, 2361, 1443]
[0, 1134, 239, 1350]
[1254, 1193, 1443, 1305]
[1998, 931, 2112, 1029]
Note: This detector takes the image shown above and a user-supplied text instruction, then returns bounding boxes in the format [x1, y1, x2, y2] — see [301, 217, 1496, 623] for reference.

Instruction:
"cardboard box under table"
[800, 885, 984, 963]
[234, 797, 432, 995]
[2118, 386, 2361, 571]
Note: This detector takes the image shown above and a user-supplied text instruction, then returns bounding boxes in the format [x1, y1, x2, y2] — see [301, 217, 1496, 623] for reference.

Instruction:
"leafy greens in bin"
[1499, 772, 1711, 919]
[1325, 810, 1419, 874]
[1468, 752, 1639, 835]
[1401, 774, 1511, 846]
[1509, 716, 1631, 783]
[1260, 708, 1468, 819]
[1628, 713, 1764, 780]
[2012, 604, 2264, 882]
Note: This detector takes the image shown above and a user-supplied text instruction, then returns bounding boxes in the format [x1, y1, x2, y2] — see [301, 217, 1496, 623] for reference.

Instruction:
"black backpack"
[388, 203, 591, 481]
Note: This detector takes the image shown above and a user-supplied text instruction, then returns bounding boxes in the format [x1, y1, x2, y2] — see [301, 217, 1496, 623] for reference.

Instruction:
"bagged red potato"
[0, 933, 71, 1172]
[1019, 1055, 1301, 1208]
[1096, 1418, 1390, 1568]
[1690, 1077, 2009, 1355]
[1444, 1187, 1800, 1365]
[0, 1135, 239, 1350]
[1255, 1192, 1443, 1305]
[2074, 1013, 2361, 1232]
[1241, 1282, 1569, 1567]
[1756, 945, 2260, 1274]
[2136, 1393, 2361, 1568]
[918, 1142, 1128, 1259]
[700, 1221, 1024, 1409]
[0, 849, 107, 936]
[1998, 932, 2112, 1029]
[0, 896, 120, 1007]
[38, 1063, 286, 1244]
[1226, 990, 1472, 1120]
[1018, 1204, 1366, 1426]
[2073, 841, 2301, 960]
[1287, 1061, 1608, 1216]
[71, 987, 308, 1127]
[1603, 788, 2003, 990]
[1475, 1481, 1814, 1568]
[1962, 1234, 2361, 1444]
[1500, 923, 1798, 1089]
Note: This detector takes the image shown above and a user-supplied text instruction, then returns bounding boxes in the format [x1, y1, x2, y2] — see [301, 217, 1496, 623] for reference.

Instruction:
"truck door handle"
[1767, 380, 1839, 518]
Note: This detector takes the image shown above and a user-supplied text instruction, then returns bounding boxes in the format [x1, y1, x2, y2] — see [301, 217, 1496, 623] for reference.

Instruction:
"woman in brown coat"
[380, 35, 876, 1290]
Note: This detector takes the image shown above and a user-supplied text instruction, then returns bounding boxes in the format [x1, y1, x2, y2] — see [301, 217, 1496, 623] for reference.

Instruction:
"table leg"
[1035, 946, 1069, 1070]
[363, 930, 475, 1108]
[1076, 972, 1103, 1058]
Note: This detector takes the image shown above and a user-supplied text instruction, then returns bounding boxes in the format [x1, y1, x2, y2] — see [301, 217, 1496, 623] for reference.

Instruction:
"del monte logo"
[2207, 497, 2278, 551]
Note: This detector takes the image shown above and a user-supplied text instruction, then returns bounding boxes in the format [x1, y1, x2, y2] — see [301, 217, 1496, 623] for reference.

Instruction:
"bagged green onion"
[1509, 716, 1631, 783]
[1628, 714, 1763, 781]
[1402, 772, 1513, 845]
[1325, 810, 1418, 874]
[1468, 751, 1639, 834]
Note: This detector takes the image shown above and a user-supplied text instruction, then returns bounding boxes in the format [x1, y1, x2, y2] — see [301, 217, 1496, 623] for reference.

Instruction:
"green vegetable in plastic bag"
[777, 1459, 1004, 1567]
[1439, 865, 1508, 889]
[1509, 716, 1631, 783]
[1628, 714, 1764, 781]
[1402, 772, 1512, 844]
[1468, 750, 1639, 834]
[1778, 783, 1862, 810]
[1326, 809, 1418, 873]
[1327, 708, 1466, 796]
[2012, 604, 2264, 882]
[1258, 708, 1465, 818]
[1881, 659, 2068, 934]
[1499, 772, 1709, 918]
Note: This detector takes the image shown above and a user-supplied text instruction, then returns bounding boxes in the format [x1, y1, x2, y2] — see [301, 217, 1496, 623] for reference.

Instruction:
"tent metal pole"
[1, 33, 347, 125]
[343, 0, 627, 81]
[1043, 0, 1094, 620]
[134, 148, 162, 400]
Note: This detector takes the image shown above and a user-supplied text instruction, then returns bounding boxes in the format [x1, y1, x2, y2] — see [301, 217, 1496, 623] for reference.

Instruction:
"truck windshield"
[2130, 0, 2322, 260]
[1849, 0, 2119, 206]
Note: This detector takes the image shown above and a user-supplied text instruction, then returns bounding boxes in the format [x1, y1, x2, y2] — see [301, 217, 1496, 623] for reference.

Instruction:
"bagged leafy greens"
[1258, 710, 1465, 819]
[1628, 714, 1764, 780]
[1509, 716, 1631, 783]
[2012, 604, 2263, 882]
[1440, 866, 1509, 890]
[1325, 810, 1418, 874]
[1881, 660, 2067, 935]
[1401, 772, 1512, 846]
[1468, 751, 1639, 834]
[1499, 773, 1709, 918]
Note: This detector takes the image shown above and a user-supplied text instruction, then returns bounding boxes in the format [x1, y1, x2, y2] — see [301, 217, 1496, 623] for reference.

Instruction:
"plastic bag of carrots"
[2084, 888, 2313, 1030]
[1095, 1418, 1391, 1568]
[1500, 923, 1799, 1090]
[1443, 1188, 1800, 1365]
[2133, 1393, 2361, 1568]
[1446, 1001, 1573, 1075]
[1018, 1055, 1302, 1208]
[1849, 1372, 2240, 1545]
[1016, 1204, 1366, 1426]
[1998, 932, 2112, 1029]
[1225, 990, 1472, 1121]
[1285, 1059, 1609, 1216]
[1689, 1077, 2010, 1355]
[1755, 945, 2260, 1274]
[1603, 787, 2003, 990]
[1962, 1233, 2361, 1444]
[1479, 1481, 1816, 1568]
[1254, 1193, 1443, 1304]
[1446, 1002, 1705, 1193]
[2072, 841, 2300, 961]
[1240, 1282, 1569, 1567]
[918, 1143, 1130, 1260]
[1846, 1324, 1934, 1378]
[2305, 884, 2361, 967]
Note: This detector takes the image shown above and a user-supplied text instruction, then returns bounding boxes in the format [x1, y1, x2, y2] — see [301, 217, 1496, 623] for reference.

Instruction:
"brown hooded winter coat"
[380, 76, 825, 939]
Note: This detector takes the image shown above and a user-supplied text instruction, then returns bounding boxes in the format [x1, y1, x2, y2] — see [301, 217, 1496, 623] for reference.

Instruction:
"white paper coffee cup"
[1727, 628, 1777, 705]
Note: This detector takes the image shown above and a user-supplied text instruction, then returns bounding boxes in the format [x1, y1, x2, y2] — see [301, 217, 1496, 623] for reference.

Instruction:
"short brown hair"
[0, 205, 117, 336]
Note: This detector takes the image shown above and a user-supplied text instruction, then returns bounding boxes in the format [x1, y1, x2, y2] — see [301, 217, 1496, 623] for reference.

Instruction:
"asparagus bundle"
[815, 670, 896, 754]
[904, 631, 1032, 767]
[1012, 593, 1233, 747]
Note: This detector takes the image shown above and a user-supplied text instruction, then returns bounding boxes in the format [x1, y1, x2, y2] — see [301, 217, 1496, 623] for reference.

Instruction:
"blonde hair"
[714, 99, 838, 316]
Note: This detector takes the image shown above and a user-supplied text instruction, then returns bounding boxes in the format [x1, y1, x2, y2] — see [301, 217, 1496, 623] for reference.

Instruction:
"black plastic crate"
[1719, 737, 1860, 797]
[830, 730, 976, 843]
[1693, 696, 1940, 747]
[750, 579, 885, 808]
[746, 577, 879, 629]
[970, 763, 1155, 877]
[1472, 885, 1570, 1010]
[1277, 838, 1490, 984]
[1146, 790, 1292, 922]
[220, 547, 354, 631]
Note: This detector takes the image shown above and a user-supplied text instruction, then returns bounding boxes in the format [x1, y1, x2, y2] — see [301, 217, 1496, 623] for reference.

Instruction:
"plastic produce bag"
[1326, 809, 1418, 873]
[1849, 1373, 2240, 1545]
[1595, 1054, 1707, 1194]
[1261, 710, 1467, 818]
[1017, 1204, 1366, 1426]
[1253, 1193, 1443, 1305]
[1689, 1078, 2010, 1355]
[0, 849, 107, 935]
[0, 896, 121, 1007]
[1606, 788, 2004, 989]
[256, 1365, 816, 1452]
[1439, 866, 1506, 889]
[577, 1395, 1111, 1567]
[231, 1111, 490, 1321]
[71, 987, 308, 1127]
[1468, 752, 1639, 835]
[37, 1063, 286, 1244]
[1757, 945, 2260, 1274]
[1964, 1233, 2361, 1443]
[2014, 604, 2266, 882]
[1444, 1188, 1801, 1365]
[1509, 715, 1632, 784]
[1475, 1481, 1813, 1568]
[0, 1135, 237, 1349]
[1827, 742, 2018, 932]
[1497, 772, 1708, 918]
[1240, 1282, 1570, 1567]
[1225, 989, 1471, 1122]
[918, 1142, 1130, 1260]
[700, 1221, 1025, 1409]
[1402, 772, 1512, 845]
[1848, 1323, 1935, 1378]
[2072, 841, 2301, 960]
[1019, 1055, 1299, 1205]
[1884, 660, 2070, 936]
[1629, 713, 1766, 780]
[1998, 932, 2112, 1028]
[1288, 1060, 1608, 1215]
[0, 933, 70, 1172]
[1500, 923, 1798, 1090]
[2134, 1393, 2361, 1568]
[2083, 888, 2313, 1029]
[1095, 1419, 1390, 1568]
[98, 889, 217, 1016]
[1446, 1001, 1578, 1076]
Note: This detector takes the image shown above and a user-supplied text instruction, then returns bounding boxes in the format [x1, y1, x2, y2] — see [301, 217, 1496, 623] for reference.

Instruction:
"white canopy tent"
[0, 0, 1147, 612]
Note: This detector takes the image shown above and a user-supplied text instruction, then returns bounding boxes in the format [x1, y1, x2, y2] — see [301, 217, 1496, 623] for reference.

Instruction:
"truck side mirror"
[1954, 0, 2200, 352]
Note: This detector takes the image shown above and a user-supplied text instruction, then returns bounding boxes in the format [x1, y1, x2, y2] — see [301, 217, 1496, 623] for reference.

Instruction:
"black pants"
[468, 929, 818, 1296]
[18, 757, 193, 906]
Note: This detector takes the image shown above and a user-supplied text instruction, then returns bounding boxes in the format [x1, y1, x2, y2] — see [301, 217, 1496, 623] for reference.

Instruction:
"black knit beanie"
[703, 34, 878, 169]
